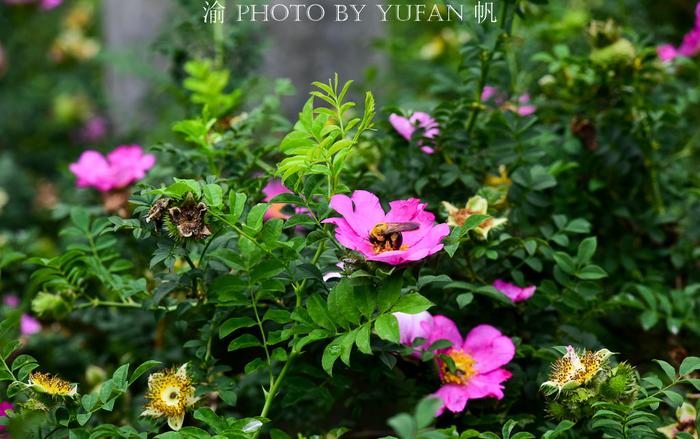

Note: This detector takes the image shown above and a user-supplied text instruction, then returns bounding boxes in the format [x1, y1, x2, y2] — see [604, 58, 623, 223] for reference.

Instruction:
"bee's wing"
[383, 222, 420, 233]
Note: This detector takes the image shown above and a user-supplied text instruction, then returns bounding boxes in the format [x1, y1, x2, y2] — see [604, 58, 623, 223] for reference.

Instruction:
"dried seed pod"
[167, 193, 211, 240]
[146, 197, 171, 229]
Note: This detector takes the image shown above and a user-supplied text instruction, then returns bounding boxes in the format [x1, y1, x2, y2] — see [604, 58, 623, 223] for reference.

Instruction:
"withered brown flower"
[168, 194, 211, 239]
[146, 197, 171, 228]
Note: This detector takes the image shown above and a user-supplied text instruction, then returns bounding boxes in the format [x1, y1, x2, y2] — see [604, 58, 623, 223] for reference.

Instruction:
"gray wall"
[102, 0, 384, 130]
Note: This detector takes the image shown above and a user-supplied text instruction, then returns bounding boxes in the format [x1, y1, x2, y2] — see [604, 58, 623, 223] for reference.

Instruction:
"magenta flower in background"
[69, 145, 155, 192]
[262, 179, 293, 220]
[482, 85, 536, 117]
[261, 178, 309, 222]
[493, 279, 536, 303]
[515, 94, 537, 116]
[481, 86, 506, 105]
[0, 401, 12, 431]
[323, 190, 449, 265]
[389, 112, 440, 154]
[40, 0, 62, 9]
[657, 44, 679, 62]
[79, 116, 108, 143]
[3, 295, 19, 308]
[3, 0, 61, 9]
[20, 314, 41, 335]
[657, 2, 700, 62]
[395, 312, 515, 414]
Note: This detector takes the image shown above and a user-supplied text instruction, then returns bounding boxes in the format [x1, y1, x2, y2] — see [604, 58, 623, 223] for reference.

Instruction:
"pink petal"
[389, 114, 415, 140]
[516, 105, 536, 117]
[429, 315, 463, 348]
[69, 150, 113, 192]
[409, 112, 439, 139]
[420, 146, 435, 154]
[657, 44, 679, 62]
[326, 191, 386, 238]
[3, 295, 19, 308]
[262, 179, 291, 201]
[481, 86, 498, 102]
[463, 325, 515, 373]
[679, 27, 700, 57]
[21, 314, 41, 335]
[394, 311, 434, 348]
[322, 217, 375, 257]
[463, 368, 512, 399]
[434, 384, 469, 415]
[40, 0, 62, 9]
[493, 279, 536, 302]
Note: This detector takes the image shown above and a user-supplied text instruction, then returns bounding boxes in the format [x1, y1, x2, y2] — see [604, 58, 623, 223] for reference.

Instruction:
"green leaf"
[112, 363, 129, 391]
[219, 317, 257, 339]
[679, 356, 700, 376]
[229, 192, 247, 222]
[128, 360, 162, 385]
[390, 293, 433, 314]
[355, 323, 372, 355]
[553, 252, 576, 275]
[246, 203, 269, 233]
[576, 265, 607, 280]
[653, 359, 676, 381]
[329, 279, 361, 325]
[456, 293, 474, 309]
[203, 184, 224, 208]
[576, 237, 597, 264]
[228, 334, 261, 352]
[377, 274, 403, 312]
[306, 294, 336, 331]
[387, 413, 416, 439]
[415, 396, 441, 429]
[374, 314, 399, 343]
[322, 335, 345, 375]
[76, 412, 92, 426]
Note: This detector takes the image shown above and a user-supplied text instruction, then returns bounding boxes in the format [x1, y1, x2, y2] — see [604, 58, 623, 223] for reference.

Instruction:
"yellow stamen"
[441, 350, 477, 385]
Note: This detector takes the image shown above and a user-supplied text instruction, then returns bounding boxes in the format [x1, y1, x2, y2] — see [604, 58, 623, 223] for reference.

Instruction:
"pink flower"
[69, 145, 155, 192]
[0, 401, 12, 431]
[481, 86, 506, 105]
[3, 0, 61, 8]
[482, 85, 536, 117]
[493, 279, 536, 303]
[262, 179, 309, 221]
[657, 2, 700, 61]
[515, 94, 537, 116]
[40, 0, 61, 9]
[79, 116, 108, 143]
[3, 295, 19, 308]
[389, 112, 439, 154]
[657, 44, 679, 62]
[323, 190, 450, 265]
[20, 314, 41, 335]
[679, 27, 700, 57]
[262, 179, 293, 220]
[395, 312, 515, 414]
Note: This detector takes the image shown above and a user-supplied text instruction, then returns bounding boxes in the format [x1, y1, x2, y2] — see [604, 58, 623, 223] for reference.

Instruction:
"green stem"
[465, 0, 511, 135]
[259, 351, 299, 419]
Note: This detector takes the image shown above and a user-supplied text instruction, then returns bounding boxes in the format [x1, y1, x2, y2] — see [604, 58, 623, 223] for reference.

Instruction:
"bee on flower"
[323, 190, 449, 265]
[442, 195, 507, 240]
[141, 364, 198, 431]
[28, 372, 78, 397]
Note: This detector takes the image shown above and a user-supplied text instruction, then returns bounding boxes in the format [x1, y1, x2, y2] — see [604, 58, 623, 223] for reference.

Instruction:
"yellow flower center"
[29, 372, 76, 396]
[441, 349, 477, 385]
[145, 369, 194, 419]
